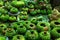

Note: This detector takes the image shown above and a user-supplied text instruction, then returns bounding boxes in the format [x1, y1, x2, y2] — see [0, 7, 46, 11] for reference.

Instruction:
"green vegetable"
[12, 35, 25, 40]
[25, 30, 38, 40]
[37, 22, 50, 32]
[0, 14, 9, 21]
[11, 1, 25, 7]
[51, 27, 60, 38]
[9, 16, 16, 21]
[5, 28, 16, 37]
[16, 24, 27, 34]
[10, 7, 18, 13]
[0, 36, 6, 40]
[39, 31, 50, 40]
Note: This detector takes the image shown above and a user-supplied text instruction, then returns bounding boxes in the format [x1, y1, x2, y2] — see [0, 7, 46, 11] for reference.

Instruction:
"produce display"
[0, 0, 60, 40]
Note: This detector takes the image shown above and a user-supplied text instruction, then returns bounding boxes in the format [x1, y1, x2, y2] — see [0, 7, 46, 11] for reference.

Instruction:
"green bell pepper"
[0, 14, 9, 21]
[12, 35, 25, 40]
[9, 16, 16, 21]
[16, 24, 27, 34]
[11, 1, 25, 7]
[25, 30, 38, 40]
[10, 7, 18, 13]
[37, 22, 50, 32]
[31, 17, 37, 24]
[5, 28, 16, 37]
[26, 23, 36, 30]
[51, 27, 60, 38]
[39, 31, 51, 40]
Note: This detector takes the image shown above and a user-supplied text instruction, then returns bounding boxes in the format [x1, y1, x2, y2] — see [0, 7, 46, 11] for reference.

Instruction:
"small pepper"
[16, 24, 27, 34]
[11, 1, 25, 7]
[12, 35, 25, 40]
[0, 14, 9, 21]
[9, 16, 17, 22]
[39, 31, 51, 40]
[10, 7, 18, 14]
[51, 27, 60, 38]
[25, 30, 38, 40]
[37, 22, 50, 32]
[5, 28, 16, 37]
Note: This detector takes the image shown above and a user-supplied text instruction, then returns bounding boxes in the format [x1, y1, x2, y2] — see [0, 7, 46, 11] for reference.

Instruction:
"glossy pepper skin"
[39, 31, 51, 40]
[5, 28, 16, 37]
[51, 27, 60, 38]
[12, 35, 25, 40]
[0, 14, 9, 21]
[25, 30, 38, 40]
[10, 7, 18, 14]
[37, 22, 50, 32]
[11, 1, 25, 7]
